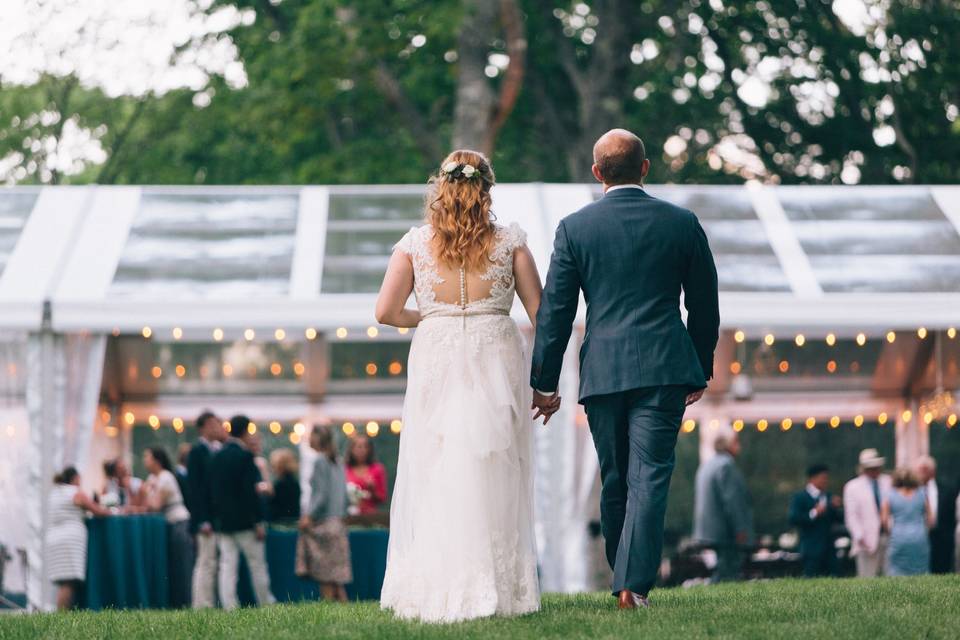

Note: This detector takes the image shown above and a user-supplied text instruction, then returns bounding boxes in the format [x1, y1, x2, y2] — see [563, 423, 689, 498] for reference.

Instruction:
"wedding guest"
[175, 442, 192, 506]
[883, 468, 933, 576]
[101, 458, 143, 508]
[297, 425, 352, 602]
[186, 410, 225, 609]
[955, 492, 960, 572]
[47, 467, 111, 610]
[914, 456, 957, 573]
[693, 431, 753, 582]
[345, 435, 387, 515]
[843, 449, 892, 577]
[249, 432, 273, 497]
[789, 464, 843, 577]
[143, 447, 194, 608]
[211, 415, 276, 610]
[268, 448, 301, 525]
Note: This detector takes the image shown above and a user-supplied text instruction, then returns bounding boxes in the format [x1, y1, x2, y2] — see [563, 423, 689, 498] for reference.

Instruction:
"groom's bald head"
[592, 129, 649, 186]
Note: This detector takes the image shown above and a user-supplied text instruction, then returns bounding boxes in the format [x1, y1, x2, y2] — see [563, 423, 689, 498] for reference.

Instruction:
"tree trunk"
[537, 0, 632, 181]
[452, 0, 526, 156]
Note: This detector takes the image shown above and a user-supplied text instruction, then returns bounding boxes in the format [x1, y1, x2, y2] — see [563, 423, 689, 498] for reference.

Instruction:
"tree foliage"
[1, 0, 958, 186]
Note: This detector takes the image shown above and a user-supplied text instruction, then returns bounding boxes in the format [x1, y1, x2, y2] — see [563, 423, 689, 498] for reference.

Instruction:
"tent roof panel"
[0, 184, 957, 331]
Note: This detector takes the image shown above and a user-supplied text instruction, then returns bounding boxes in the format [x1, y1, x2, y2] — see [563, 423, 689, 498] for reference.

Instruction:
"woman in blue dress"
[881, 468, 934, 576]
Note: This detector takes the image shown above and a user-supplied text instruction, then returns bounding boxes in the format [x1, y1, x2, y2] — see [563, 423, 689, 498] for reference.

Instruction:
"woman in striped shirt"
[46, 467, 110, 610]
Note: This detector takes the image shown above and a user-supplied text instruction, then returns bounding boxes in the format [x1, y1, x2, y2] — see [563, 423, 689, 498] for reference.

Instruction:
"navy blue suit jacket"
[788, 490, 841, 556]
[531, 187, 720, 401]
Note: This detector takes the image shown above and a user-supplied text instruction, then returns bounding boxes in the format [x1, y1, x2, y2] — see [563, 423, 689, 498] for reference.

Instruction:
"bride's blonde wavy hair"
[426, 149, 496, 270]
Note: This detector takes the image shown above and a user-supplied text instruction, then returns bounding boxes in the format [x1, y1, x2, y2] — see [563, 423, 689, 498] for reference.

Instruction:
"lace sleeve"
[502, 222, 527, 252]
[394, 226, 419, 255]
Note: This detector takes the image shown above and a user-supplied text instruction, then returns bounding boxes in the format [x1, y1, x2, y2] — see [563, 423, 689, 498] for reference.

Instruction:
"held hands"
[255, 523, 266, 541]
[532, 390, 562, 424]
[298, 515, 313, 532]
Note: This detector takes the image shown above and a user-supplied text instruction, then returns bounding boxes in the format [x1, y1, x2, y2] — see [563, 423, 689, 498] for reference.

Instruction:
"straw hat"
[858, 448, 885, 469]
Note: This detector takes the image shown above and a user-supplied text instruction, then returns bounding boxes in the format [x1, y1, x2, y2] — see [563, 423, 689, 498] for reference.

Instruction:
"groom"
[531, 129, 719, 609]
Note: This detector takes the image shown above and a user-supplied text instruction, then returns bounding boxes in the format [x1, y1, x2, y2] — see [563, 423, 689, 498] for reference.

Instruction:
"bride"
[375, 150, 548, 622]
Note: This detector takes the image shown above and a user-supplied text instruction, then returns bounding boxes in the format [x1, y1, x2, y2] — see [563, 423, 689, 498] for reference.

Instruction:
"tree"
[451, 0, 526, 155]
[3, 0, 958, 186]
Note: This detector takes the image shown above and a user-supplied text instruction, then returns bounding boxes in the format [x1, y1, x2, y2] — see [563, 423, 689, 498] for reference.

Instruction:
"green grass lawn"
[2, 576, 958, 640]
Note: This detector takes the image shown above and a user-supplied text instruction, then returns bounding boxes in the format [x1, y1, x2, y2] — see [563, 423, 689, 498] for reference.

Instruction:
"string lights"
[679, 414, 933, 435]
[98, 411, 416, 444]
[99, 326, 956, 446]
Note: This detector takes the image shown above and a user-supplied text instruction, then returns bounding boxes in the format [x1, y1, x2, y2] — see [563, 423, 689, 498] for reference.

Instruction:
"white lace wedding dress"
[379, 222, 540, 623]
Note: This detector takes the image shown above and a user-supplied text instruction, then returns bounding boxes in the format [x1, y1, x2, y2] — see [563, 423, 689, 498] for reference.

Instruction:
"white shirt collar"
[604, 183, 644, 193]
[806, 483, 822, 499]
[199, 436, 221, 451]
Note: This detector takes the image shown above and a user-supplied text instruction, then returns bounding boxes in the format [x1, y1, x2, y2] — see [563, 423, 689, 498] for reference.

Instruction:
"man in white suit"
[843, 449, 891, 577]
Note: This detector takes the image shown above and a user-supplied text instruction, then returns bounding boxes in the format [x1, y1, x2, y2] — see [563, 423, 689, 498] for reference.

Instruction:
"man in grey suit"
[531, 129, 719, 609]
[693, 431, 753, 582]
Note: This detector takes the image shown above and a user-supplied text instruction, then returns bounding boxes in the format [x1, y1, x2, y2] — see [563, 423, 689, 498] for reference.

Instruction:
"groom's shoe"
[617, 590, 649, 610]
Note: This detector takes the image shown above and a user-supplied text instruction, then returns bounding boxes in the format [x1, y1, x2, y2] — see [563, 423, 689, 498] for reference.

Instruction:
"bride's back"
[393, 149, 527, 316]
[431, 241, 499, 306]
[395, 222, 526, 316]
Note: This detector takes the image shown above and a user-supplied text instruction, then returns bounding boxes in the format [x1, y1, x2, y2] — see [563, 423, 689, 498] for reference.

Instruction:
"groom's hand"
[532, 390, 562, 424]
[685, 389, 705, 406]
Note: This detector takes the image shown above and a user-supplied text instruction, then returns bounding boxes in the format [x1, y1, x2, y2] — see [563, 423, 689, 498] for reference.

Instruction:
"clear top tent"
[1, 183, 959, 606]
[2, 183, 960, 332]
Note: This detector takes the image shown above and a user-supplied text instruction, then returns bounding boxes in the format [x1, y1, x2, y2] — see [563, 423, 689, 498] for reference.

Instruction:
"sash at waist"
[420, 307, 511, 320]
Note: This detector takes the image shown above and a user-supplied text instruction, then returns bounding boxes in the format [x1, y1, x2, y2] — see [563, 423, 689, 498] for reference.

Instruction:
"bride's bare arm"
[513, 244, 543, 328]
[375, 250, 421, 327]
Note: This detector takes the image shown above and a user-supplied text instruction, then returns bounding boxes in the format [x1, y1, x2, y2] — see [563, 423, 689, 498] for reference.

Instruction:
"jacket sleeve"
[718, 464, 753, 541]
[682, 214, 720, 381]
[530, 220, 581, 393]
[788, 493, 814, 529]
[187, 447, 210, 526]
[245, 452, 266, 524]
[307, 458, 329, 521]
[371, 463, 387, 505]
[843, 483, 864, 542]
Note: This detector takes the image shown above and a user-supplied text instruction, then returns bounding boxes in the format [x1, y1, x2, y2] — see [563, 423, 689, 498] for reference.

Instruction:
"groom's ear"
[640, 158, 650, 180]
[591, 163, 604, 184]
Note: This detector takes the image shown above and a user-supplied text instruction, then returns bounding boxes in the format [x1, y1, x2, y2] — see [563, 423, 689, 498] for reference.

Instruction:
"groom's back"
[558, 187, 718, 399]
[564, 189, 692, 313]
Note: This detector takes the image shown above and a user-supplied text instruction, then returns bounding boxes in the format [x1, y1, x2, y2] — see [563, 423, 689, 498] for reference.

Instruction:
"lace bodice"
[395, 223, 527, 319]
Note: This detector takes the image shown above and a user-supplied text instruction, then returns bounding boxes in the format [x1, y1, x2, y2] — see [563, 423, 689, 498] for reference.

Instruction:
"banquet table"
[85, 514, 169, 610]
[238, 527, 390, 604]
[84, 517, 389, 609]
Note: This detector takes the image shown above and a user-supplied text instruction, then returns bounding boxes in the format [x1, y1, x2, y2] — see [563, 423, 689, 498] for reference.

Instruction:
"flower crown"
[440, 161, 480, 180]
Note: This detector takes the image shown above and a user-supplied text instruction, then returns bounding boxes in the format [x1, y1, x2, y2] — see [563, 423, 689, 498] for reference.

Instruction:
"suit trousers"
[802, 546, 837, 577]
[218, 529, 276, 610]
[855, 534, 888, 577]
[167, 520, 195, 608]
[584, 385, 687, 596]
[191, 531, 218, 609]
[713, 545, 743, 583]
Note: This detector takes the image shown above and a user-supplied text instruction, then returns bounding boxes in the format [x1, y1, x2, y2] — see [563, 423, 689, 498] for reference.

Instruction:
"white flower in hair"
[442, 161, 458, 174]
[461, 164, 477, 177]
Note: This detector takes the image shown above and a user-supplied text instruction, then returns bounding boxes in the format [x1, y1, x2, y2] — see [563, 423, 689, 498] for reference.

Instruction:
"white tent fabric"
[24, 328, 106, 610]
[534, 335, 599, 592]
[0, 335, 28, 595]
